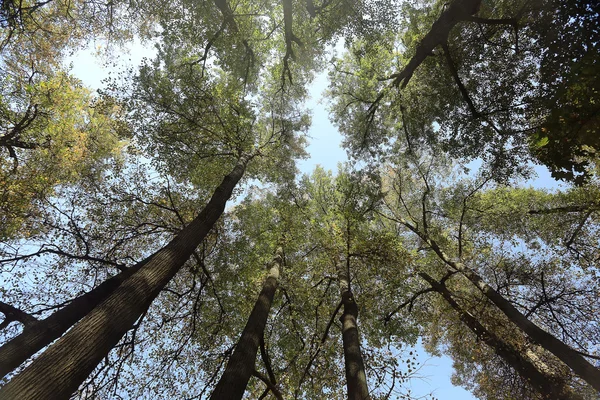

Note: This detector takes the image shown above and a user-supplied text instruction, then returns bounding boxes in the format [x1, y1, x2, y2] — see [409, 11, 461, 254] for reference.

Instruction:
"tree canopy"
[0, 0, 598, 399]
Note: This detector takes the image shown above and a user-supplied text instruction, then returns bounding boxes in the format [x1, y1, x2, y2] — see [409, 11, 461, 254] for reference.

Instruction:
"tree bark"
[210, 247, 282, 400]
[399, 213, 600, 393]
[0, 256, 152, 379]
[0, 301, 37, 329]
[0, 153, 252, 400]
[390, 0, 482, 88]
[453, 262, 600, 393]
[337, 263, 370, 400]
[419, 272, 583, 400]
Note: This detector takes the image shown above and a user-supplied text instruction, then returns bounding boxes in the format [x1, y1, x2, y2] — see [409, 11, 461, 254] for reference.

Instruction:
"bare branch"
[252, 370, 284, 400]
[0, 301, 38, 328]
[383, 287, 435, 324]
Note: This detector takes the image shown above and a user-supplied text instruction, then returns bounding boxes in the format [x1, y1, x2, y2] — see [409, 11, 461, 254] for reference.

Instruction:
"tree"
[329, 0, 600, 183]
[210, 246, 283, 399]
[0, 0, 138, 239]
[0, 61, 309, 397]
[377, 142, 599, 397]
[418, 271, 584, 400]
[1, 0, 599, 398]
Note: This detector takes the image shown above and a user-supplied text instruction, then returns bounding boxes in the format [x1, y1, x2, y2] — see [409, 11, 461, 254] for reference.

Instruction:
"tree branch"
[295, 300, 342, 396]
[385, 0, 482, 88]
[441, 41, 481, 118]
[0, 301, 38, 328]
[252, 370, 284, 400]
[383, 287, 435, 324]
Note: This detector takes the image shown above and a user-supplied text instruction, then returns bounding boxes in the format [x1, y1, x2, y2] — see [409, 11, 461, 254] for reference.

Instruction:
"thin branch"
[441, 41, 480, 118]
[528, 204, 600, 215]
[383, 287, 435, 324]
[464, 15, 519, 52]
[252, 370, 284, 400]
[564, 210, 592, 249]
[259, 336, 277, 387]
[295, 300, 343, 397]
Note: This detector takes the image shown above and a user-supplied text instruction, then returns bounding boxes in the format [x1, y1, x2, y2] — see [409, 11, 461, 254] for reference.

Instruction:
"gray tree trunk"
[419, 272, 584, 400]
[0, 153, 252, 400]
[209, 247, 282, 400]
[337, 261, 370, 400]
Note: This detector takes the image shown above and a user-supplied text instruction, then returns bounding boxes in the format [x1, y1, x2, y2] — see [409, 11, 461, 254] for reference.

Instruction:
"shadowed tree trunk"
[0, 153, 253, 400]
[398, 214, 600, 392]
[419, 272, 584, 400]
[448, 259, 600, 392]
[210, 246, 282, 400]
[337, 261, 370, 400]
[0, 255, 154, 379]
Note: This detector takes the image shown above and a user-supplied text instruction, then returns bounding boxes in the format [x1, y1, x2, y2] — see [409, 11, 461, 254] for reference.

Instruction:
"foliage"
[328, 0, 600, 183]
[0, 73, 127, 239]
[1, 0, 599, 399]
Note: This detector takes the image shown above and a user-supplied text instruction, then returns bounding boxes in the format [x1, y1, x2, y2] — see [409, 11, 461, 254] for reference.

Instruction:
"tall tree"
[329, 0, 600, 183]
[1, 0, 599, 398]
[210, 246, 283, 399]
[0, 47, 309, 396]
[378, 145, 600, 395]
[418, 271, 584, 400]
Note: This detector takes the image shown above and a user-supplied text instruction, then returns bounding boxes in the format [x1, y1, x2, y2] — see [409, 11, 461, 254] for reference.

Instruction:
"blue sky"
[67, 43, 478, 400]
[69, 40, 568, 399]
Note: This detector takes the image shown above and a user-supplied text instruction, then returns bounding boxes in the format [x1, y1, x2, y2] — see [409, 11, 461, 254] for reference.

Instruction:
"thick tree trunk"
[210, 247, 282, 400]
[419, 273, 583, 400]
[390, 0, 482, 88]
[337, 263, 370, 400]
[0, 154, 252, 400]
[0, 256, 152, 379]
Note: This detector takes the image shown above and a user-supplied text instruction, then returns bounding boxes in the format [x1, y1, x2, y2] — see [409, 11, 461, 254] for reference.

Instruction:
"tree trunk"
[337, 263, 370, 400]
[0, 153, 252, 400]
[390, 0, 482, 88]
[210, 247, 282, 400]
[454, 262, 600, 392]
[0, 256, 152, 379]
[417, 231, 600, 392]
[419, 272, 583, 400]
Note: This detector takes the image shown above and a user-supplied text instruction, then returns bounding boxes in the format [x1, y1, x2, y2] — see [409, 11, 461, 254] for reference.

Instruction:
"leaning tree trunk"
[337, 261, 370, 400]
[0, 153, 253, 400]
[419, 272, 583, 400]
[452, 261, 600, 392]
[408, 220, 600, 392]
[210, 247, 282, 400]
[0, 255, 154, 379]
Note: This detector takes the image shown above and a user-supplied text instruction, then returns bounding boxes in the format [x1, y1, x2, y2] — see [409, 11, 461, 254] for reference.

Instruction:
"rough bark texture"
[0, 154, 251, 400]
[419, 273, 583, 400]
[415, 228, 600, 393]
[337, 262, 370, 400]
[210, 247, 282, 400]
[0, 302, 37, 328]
[0, 257, 151, 379]
[339, 291, 371, 400]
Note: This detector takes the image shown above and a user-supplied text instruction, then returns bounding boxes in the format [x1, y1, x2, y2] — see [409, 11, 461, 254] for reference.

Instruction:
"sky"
[296, 63, 478, 400]
[67, 38, 565, 400]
